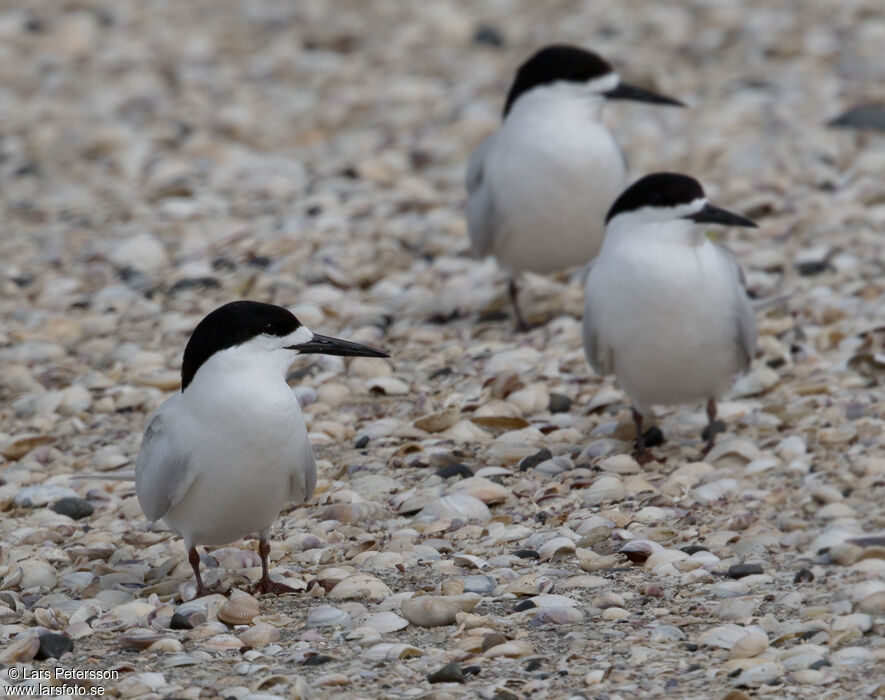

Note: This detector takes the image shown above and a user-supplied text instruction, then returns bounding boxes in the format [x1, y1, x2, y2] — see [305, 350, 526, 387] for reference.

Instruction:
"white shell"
[364, 642, 423, 662]
[400, 594, 479, 627]
[728, 630, 769, 659]
[483, 640, 534, 658]
[360, 611, 409, 634]
[201, 633, 245, 651]
[239, 623, 281, 647]
[449, 476, 508, 504]
[218, 592, 260, 625]
[539, 536, 576, 562]
[328, 573, 392, 602]
[530, 606, 584, 625]
[417, 494, 491, 522]
[306, 605, 351, 628]
[584, 475, 626, 505]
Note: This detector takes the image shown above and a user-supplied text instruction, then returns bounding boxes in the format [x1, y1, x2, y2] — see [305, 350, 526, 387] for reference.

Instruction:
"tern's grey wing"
[465, 135, 499, 258]
[135, 398, 196, 522]
[289, 448, 317, 505]
[582, 259, 613, 376]
[716, 244, 757, 370]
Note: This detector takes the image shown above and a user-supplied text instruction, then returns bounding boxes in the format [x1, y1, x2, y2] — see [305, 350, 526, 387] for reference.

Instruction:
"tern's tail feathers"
[753, 293, 791, 311]
[70, 470, 136, 481]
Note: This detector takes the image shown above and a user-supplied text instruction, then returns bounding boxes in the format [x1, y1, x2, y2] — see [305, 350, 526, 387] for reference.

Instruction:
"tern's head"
[181, 301, 388, 391]
[604, 172, 757, 243]
[503, 45, 683, 118]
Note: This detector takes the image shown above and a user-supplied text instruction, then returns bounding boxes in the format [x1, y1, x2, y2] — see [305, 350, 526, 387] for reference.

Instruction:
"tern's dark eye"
[264, 323, 275, 333]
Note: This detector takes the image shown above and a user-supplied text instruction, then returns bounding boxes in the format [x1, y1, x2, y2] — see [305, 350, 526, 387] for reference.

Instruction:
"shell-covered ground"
[1, 1, 884, 698]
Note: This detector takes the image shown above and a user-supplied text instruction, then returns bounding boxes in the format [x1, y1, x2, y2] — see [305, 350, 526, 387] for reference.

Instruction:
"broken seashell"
[146, 638, 185, 653]
[539, 536, 576, 562]
[729, 630, 769, 659]
[418, 494, 491, 522]
[360, 611, 409, 634]
[484, 640, 534, 658]
[584, 475, 626, 505]
[450, 477, 508, 505]
[414, 407, 461, 433]
[530, 606, 584, 626]
[0, 634, 40, 663]
[328, 573, 391, 602]
[306, 605, 351, 628]
[118, 630, 170, 650]
[202, 633, 245, 651]
[364, 642, 423, 662]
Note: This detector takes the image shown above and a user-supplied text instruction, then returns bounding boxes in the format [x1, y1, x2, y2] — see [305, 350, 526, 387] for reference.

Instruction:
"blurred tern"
[135, 301, 388, 595]
[466, 44, 683, 330]
[582, 173, 757, 461]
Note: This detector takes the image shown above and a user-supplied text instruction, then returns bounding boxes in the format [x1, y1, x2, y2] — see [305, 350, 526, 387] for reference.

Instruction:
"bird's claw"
[632, 448, 662, 466]
[701, 419, 726, 443]
[194, 582, 230, 598]
[248, 578, 299, 596]
[641, 426, 665, 448]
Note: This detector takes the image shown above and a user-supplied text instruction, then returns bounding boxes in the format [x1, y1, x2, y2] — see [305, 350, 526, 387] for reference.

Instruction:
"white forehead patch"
[283, 326, 314, 348]
[586, 72, 619, 93]
[610, 197, 707, 228]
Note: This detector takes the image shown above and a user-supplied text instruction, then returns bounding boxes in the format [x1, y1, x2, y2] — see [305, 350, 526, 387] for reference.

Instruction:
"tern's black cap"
[605, 172, 705, 223]
[181, 301, 301, 390]
[503, 44, 613, 117]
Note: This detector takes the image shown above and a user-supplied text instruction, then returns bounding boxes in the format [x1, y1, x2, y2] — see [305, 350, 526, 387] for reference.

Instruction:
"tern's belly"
[493, 201, 611, 274]
[488, 126, 627, 275]
[586, 244, 745, 410]
[164, 468, 291, 546]
[615, 340, 740, 409]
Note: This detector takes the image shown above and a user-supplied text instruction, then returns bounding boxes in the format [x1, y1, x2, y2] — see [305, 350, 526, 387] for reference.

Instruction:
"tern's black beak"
[685, 203, 757, 228]
[288, 334, 389, 358]
[604, 82, 684, 107]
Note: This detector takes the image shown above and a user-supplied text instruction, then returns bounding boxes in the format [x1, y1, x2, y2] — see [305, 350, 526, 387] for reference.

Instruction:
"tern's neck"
[605, 218, 706, 250]
[505, 88, 605, 129]
[181, 346, 295, 412]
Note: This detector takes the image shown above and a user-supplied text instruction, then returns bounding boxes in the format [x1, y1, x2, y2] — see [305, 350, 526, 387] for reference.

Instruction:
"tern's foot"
[632, 448, 662, 466]
[476, 310, 510, 324]
[194, 582, 230, 598]
[248, 577, 299, 596]
[701, 419, 726, 443]
[700, 419, 727, 458]
[641, 426, 665, 448]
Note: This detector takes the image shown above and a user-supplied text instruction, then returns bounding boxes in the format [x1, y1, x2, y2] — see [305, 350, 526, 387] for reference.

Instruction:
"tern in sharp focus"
[582, 172, 758, 461]
[135, 300, 388, 596]
[466, 44, 683, 331]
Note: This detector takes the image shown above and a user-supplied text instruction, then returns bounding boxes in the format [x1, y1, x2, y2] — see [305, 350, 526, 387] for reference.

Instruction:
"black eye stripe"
[606, 172, 705, 223]
[181, 301, 302, 390]
[504, 45, 613, 117]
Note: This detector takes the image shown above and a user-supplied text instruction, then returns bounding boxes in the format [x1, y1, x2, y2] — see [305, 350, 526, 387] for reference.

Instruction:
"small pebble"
[548, 393, 572, 413]
[519, 449, 553, 471]
[35, 633, 73, 660]
[482, 633, 507, 652]
[793, 568, 814, 583]
[436, 463, 473, 480]
[51, 497, 94, 520]
[728, 563, 764, 579]
[428, 662, 464, 684]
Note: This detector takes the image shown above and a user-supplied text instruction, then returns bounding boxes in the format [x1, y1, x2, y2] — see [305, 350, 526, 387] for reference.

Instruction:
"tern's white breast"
[163, 368, 314, 546]
[482, 98, 627, 274]
[584, 236, 746, 410]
